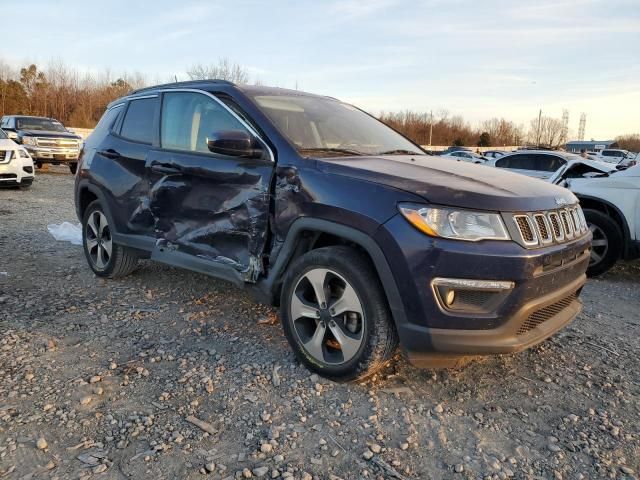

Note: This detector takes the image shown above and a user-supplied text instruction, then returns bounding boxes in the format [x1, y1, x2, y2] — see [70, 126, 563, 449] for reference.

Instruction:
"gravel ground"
[0, 168, 638, 480]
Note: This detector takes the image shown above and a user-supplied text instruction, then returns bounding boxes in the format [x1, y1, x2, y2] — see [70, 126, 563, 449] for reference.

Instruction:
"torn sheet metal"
[144, 151, 273, 282]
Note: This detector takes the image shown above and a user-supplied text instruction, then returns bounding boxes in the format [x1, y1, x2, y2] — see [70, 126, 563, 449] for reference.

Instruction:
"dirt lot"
[0, 168, 638, 480]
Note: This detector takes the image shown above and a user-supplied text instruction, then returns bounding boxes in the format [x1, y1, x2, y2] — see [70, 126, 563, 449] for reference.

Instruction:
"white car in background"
[551, 163, 640, 276]
[487, 150, 614, 180]
[441, 150, 487, 163]
[595, 149, 636, 166]
[0, 128, 35, 188]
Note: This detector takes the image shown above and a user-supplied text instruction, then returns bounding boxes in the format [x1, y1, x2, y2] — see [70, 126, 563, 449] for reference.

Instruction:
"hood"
[315, 155, 577, 212]
[18, 129, 81, 140]
[0, 139, 18, 149]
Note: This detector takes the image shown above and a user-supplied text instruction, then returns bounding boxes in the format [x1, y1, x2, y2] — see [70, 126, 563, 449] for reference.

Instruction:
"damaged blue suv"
[75, 81, 591, 380]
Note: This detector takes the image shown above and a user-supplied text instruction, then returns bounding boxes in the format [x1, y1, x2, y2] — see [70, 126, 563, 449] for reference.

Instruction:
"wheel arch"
[577, 194, 631, 258]
[257, 218, 407, 328]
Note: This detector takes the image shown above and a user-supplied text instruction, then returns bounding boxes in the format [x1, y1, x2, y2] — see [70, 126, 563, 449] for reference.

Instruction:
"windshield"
[249, 94, 424, 157]
[16, 117, 67, 132]
[0, 129, 7, 140]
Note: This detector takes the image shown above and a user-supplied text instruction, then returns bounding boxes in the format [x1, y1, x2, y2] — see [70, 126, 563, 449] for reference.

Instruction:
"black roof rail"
[129, 79, 235, 96]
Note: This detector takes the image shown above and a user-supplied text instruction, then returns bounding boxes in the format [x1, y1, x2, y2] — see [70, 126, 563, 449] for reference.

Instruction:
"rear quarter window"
[86, 105, 123, 147]
[119, 97, 158, 144]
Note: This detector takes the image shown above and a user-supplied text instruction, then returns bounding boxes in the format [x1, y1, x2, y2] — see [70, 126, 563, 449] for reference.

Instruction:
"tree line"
[0, 58, 637, 150]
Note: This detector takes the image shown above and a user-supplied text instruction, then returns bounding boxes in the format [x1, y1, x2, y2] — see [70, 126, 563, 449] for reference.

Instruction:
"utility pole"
[428, 110, 433, 147]
[536, 109, 542, 146]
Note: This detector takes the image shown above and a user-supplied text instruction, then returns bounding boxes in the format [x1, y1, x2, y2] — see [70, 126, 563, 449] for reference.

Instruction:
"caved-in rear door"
[147, 90, 274, 282]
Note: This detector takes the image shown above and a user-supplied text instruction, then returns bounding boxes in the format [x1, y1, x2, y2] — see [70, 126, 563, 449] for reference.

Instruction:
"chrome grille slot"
[533, 214, 552, 243]
[570, 208, 581, 233]
[514, 215, 537, 245]
[560, 210, 573, 238]
[547, 212, 564, 241]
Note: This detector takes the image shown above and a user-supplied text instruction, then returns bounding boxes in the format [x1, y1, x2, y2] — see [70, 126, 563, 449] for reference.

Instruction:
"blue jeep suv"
[74, 80, 591, 380]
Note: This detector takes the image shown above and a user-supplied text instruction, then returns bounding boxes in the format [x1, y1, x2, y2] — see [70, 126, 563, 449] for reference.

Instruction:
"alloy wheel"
[290, 268, 365, 365]
[85, 211, 112, 269]
[589, 223, 608, 267]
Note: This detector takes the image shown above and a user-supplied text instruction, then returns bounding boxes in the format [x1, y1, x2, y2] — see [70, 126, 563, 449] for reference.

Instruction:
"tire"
[69, 163, 78, 174]
[82, 200, 138, 278]
[280, 245, 398, 381]
[584, 209, 622, 277]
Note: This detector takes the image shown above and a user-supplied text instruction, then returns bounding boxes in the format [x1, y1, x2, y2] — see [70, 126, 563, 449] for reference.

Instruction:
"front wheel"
[584, 209, 621, 277]
[82, 200, 139, 278]
[69, 163, 78, 174]
[280, 246, 398, 381]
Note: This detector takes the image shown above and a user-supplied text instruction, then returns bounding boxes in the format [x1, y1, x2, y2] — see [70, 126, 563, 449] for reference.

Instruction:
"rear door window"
[533, 154, 565, 172]
[496, 155, 533, 169]
[119, 97, 158, 144]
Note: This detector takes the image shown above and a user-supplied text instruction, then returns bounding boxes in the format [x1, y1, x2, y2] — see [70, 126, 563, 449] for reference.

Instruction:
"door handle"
[150, 163, 182, 175]
[99, 149, 121, 160]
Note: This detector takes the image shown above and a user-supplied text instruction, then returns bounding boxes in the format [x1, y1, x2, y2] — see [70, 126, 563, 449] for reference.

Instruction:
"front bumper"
[0, 155, 35, 185]
[375, 214, 590, 361]
[24, 145, 79, 162]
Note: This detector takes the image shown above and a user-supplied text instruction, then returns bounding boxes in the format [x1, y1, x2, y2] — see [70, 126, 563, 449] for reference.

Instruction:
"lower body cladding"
[0, 158, 34, 186]
[375, 214, 591, 367]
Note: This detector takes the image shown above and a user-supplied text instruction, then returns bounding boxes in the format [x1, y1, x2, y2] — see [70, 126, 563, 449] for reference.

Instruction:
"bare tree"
[528, 115, 565, 148]
[614, 134, 640, 152]
[186, 58, 250, 83]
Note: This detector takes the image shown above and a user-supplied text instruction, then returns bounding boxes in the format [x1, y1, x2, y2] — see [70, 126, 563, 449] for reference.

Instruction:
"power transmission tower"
[561, 109, 569, 145]
[578, 113, 586, 141]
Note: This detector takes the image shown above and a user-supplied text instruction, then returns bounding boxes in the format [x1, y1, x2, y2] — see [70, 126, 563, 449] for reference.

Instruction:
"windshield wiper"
[298, 147, 366, 156]
[376, 149, 423, 156]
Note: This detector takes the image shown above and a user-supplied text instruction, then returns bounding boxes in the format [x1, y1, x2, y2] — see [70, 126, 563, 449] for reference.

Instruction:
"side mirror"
[207, 130, 263, 159]
[6, 131, 18, 140]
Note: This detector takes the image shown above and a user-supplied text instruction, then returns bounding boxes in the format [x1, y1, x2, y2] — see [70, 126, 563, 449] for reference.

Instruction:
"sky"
[2, 0, 639, 139]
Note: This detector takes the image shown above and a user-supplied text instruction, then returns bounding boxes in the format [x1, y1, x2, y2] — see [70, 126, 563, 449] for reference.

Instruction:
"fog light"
[445, 289, 455, 306]
[431, 277, 515, 315]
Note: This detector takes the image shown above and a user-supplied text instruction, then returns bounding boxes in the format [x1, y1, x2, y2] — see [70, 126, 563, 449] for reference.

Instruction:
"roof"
[125, 79, 333, 102]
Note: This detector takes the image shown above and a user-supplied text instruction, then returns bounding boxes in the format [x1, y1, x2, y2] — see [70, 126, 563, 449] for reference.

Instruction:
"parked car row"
[0, 115, 82, 179]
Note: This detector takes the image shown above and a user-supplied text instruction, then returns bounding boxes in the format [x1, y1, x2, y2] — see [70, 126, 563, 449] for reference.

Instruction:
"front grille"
[0, 173, 17, 179]
[512, 206, 587, 248]
[517, 292, 577, 335]
[35, 137, 79, 148]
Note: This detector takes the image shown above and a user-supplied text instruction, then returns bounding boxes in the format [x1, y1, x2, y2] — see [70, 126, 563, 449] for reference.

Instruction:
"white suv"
[0, 129, 35, 188]
[554, 164, 640, 276]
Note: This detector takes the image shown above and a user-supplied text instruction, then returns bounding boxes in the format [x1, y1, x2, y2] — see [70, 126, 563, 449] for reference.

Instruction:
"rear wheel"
[584, 209, 621, 277]
[82, 200, 138, 278]
[280, 246, 398, 381]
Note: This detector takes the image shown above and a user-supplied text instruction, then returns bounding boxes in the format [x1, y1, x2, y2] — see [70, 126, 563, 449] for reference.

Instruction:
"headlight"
[399, 204, 510, 241]
[19, 149, 30, 158]
[22, 137, 37, 146]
